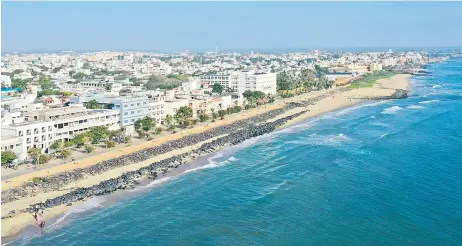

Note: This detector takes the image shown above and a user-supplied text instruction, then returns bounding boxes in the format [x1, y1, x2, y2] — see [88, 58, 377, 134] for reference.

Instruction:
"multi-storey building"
[70, 94, 150, 127]
[111, 97, 150, 127]
[148, 94, 165, 124]
[1, 106, 120, 161]
[200, 70, 277, 95]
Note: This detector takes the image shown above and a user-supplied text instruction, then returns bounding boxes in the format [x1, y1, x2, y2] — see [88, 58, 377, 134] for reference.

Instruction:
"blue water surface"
[15, 59, 462, 246]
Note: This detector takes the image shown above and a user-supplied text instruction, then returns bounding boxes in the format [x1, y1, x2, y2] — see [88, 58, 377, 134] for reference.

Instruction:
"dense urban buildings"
[1, 49, 454, 162]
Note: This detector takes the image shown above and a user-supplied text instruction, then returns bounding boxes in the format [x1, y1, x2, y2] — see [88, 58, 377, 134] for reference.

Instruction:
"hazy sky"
[2, 2, 462, 52]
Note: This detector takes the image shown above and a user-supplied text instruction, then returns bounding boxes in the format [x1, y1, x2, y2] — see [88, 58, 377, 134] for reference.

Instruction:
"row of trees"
[1, 126, 132, 168]
[276, 68, 334, 97]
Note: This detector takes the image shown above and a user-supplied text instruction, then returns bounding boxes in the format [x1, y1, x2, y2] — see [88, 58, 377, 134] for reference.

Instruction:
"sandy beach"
[1, 74, 411, 242]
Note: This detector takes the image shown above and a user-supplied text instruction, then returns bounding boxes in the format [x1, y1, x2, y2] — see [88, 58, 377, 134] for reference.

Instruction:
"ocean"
[12, 59, 462, 246]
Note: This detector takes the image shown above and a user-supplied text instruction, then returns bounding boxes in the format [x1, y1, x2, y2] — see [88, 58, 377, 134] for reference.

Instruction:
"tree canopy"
[135, 116, 156, 132]
[85, 99, 100, 109]
[212, 83, 224, 94]
[145, 75, 186, 90]
[174, 106, 193, 127]
[1, 151, 17, 165]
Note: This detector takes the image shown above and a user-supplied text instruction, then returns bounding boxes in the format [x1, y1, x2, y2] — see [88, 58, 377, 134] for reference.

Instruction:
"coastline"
[1, 74, 411, 244]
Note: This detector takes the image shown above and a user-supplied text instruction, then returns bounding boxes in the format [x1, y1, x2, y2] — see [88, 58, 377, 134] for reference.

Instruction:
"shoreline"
[1, 74, 411, 244]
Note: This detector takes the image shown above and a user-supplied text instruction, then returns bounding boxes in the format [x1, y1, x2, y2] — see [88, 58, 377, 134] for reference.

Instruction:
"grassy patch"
[350, 71, 396, 88]
[31, 177, 47, 183]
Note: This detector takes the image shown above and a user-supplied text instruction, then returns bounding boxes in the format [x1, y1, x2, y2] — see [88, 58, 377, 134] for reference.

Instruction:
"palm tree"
[164, 115, 175, 131]
[28, 147, 43, 166]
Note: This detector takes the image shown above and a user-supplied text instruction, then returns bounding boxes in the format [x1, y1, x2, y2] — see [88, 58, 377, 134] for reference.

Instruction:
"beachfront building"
[112, 96, 150, 127]
[148, 94, 166, 124]
[70, 94, 150, 128]
[200, 70, 277, 95]
[1, 121, 55, 161]
[1, 105, 120, 161]
[164, 98, 189, 117]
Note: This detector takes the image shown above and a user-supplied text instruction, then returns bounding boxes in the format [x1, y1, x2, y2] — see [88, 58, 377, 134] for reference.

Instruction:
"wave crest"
[419, 100, 440, 104]
[381, 106, 403, 114]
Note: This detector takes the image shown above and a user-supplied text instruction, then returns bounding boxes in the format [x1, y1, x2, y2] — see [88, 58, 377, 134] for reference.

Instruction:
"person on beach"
[33, 209, 46, 233]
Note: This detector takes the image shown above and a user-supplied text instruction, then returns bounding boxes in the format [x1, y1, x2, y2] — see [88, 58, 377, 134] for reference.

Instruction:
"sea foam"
[407, 105, 424, 109]
[419, 100, 440, 104]
[381, 106, 403, 114]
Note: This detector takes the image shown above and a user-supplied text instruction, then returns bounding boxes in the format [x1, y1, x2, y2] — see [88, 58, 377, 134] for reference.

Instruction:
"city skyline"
[3, 2, 462, 52]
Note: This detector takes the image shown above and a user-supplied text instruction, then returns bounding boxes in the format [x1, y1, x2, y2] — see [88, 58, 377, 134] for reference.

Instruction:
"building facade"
[200, 70, 277, 95]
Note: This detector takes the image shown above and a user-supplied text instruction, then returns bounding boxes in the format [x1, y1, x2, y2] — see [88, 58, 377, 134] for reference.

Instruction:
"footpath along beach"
[1, 74, 411, 242]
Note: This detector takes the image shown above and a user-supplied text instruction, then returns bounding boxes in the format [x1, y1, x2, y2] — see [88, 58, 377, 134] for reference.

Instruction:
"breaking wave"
[381, 106, 403, 114]
[419, 100, 440, 104]
[407, 105, 424, 109]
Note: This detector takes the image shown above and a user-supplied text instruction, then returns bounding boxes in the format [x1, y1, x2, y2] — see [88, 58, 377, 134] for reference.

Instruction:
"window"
[137, 110, 140, 113]
[124, 104, 128, 107]
[131, 111, 134, 115]
[131, 119, 134, 122]
[19, 131, 23, 137]
[131, 103, 134, 107]
[143, 102, 147, 105]
[27, 130, 31, 135]
[137, 103, 140, 106]
[124, 112, 128, 115]
[48, 126, 52, 131]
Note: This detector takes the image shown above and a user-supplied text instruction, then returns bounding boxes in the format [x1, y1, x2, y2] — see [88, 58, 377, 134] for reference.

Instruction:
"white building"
[1, 106, 120, 161]
[1, 75, 11, 87]
[200, 70, 277, 95]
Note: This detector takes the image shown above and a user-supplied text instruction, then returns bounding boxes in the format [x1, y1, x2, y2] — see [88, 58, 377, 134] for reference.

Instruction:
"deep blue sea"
[12, 59, 462, 246]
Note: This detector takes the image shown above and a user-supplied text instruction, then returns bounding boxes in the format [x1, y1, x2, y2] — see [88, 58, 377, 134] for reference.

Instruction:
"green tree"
[64, 140, 74, 148]
[50, 140, 64, 152]
[218, 110, 226, 120]
[59, 149, 72, 159]
[135, 117, 156, 132]
[232, 106, 242, 113]
[72, 72, 87, 79]
[11, 78, 30, 90]
[212, 83, 224, 94]
[84, 144, 95, 153]
[11, 69, 24, 76]
[174, 106, 193, 128]
[87, 126, 108, 144]
[85, 99, 100, 109]
[72, 133, 88, 147]
[136, 129, 147, 139]
[28, 147, 50, 166]
[106, 140, 116, 148]
[198, 110, 209, 122]
[38, 76, 54, 90]
[164, 115, 175, 131]
[124, 136, 132, 143]
[62, 91, 73, 97]
[1, 151, 17, 166]
[154, 127, 163, 135]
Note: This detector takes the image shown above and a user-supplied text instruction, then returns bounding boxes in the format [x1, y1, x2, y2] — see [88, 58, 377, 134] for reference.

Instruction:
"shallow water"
[13, 59, 462, 245]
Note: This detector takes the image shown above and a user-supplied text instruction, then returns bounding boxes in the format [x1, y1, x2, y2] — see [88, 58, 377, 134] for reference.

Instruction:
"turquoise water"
[15, 60, 462, 245]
